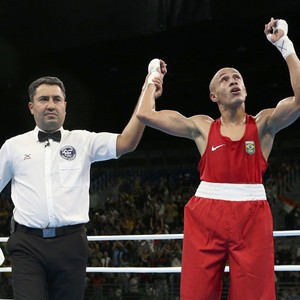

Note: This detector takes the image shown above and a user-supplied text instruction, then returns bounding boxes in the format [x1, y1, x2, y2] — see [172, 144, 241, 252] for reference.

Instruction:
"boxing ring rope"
[0, 230, 300, 273]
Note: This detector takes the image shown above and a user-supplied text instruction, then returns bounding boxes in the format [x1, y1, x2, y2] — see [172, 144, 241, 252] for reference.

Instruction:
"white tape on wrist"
[267, 19, 295, 59]
[272, 35, 295, 59]
[147, 71, 160, 84]
[147, 58, 161, 84]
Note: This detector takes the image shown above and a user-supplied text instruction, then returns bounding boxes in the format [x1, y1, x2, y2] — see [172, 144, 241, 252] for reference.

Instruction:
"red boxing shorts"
[180, 182, 276, 300]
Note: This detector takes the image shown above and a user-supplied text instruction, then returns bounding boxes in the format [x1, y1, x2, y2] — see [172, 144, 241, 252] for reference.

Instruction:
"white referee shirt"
[0, 126, 118, 228]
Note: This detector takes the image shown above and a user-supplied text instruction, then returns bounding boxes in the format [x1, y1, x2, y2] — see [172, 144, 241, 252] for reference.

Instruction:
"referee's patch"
[60, 146, 76, 160]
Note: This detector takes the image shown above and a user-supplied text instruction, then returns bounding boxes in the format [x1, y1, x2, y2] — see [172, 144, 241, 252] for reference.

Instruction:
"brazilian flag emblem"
[245, 141, 255, 155]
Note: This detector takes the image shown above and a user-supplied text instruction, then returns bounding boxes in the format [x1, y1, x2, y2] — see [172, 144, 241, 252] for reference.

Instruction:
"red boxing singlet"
[198, 114, 267, 183]
[181, 114, 275, 300]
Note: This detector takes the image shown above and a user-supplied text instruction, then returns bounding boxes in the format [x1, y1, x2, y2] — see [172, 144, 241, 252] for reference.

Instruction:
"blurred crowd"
[0, 159, 300, 299]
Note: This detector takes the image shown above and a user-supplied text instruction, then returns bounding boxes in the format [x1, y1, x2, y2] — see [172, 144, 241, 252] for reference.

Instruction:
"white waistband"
[195, 181, 267, 201]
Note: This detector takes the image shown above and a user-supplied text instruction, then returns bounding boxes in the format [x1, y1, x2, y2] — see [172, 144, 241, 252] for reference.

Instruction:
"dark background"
[0, 0, 300, 150]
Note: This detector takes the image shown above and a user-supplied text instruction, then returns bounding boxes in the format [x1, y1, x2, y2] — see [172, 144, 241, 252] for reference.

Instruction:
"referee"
[0, 72, 165, 299]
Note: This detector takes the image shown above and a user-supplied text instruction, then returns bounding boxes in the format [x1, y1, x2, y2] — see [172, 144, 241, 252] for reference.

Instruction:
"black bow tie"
[38, 130, 61, 143]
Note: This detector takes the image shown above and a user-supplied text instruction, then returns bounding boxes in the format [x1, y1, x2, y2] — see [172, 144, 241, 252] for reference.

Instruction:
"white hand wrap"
[147, 58, 160, 84]
[267, 19, 295, 60]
